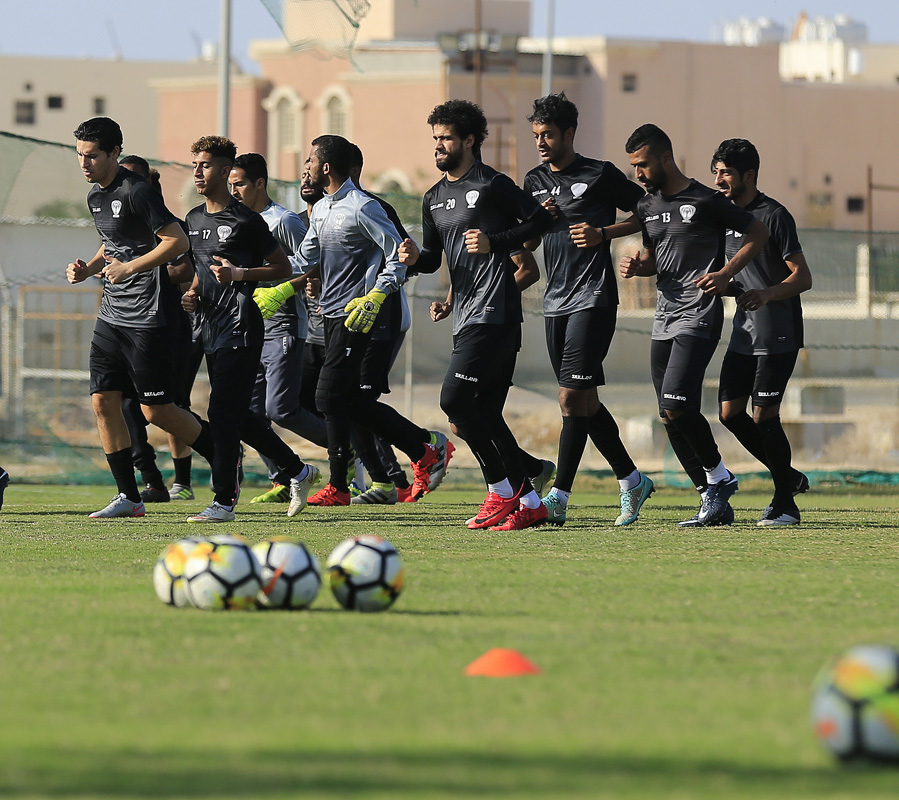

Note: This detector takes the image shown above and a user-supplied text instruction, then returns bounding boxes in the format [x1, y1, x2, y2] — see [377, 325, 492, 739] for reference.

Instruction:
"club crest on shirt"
[679, 204, 696, 224]
[333, 212, 347, 228]
[571, 182, 588, 198]
[216, 225, 232, 242]
[465, 190, 479, 209]
[111, 200, 122, 219]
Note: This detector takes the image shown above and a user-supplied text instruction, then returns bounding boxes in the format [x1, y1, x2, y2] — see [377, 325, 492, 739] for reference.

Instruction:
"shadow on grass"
[0, 747, 881, 798]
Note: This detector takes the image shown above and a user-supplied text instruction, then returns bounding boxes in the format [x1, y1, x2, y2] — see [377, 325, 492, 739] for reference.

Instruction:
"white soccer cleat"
[187, 502, 236, 523]
[287, 464, 321, 517]
[89, 493, 146, 519]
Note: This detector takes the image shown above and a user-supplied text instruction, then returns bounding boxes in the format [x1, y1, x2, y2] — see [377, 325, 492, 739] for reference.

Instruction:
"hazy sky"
[0, 0, 894, 70]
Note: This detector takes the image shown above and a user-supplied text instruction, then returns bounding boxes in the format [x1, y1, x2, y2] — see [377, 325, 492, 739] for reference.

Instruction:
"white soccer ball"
[326, 534, 404, 612]
[251, 537, 321, 610]
[183, 535, 262, 611]
[811, 644, 899, 763]
[152, 536, 209, 607]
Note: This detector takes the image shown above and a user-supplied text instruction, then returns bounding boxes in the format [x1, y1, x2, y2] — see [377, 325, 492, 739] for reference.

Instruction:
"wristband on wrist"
[600, 227, 607, 242]
[231, 267, 248, 281]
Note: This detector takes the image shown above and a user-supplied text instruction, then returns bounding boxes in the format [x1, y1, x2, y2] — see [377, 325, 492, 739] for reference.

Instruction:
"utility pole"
[218, 0, 231, 137]
[541, 0, 555, 97]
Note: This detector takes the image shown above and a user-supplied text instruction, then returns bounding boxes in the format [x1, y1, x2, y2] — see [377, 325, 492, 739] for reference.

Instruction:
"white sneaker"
[89, 493, 146, 519]
[187, 502, 235, 523]
[287, 465, 321, 517]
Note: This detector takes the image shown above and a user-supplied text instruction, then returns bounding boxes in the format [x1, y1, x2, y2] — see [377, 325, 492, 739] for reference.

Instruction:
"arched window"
[326, 95, 347, 137]
[277, 97, 296, 148]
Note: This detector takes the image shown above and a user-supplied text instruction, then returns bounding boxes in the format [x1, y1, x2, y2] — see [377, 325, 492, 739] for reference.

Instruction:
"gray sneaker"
[541, 493, 567, 526]
[351, 484, 398, 505]
[169, 483, 195, 501]
[615, 474, 655, 526]
[187, 502, 235, 523]
[90, 493, 146, 519]
[287, 465, 321, 517]
[530, 460, 557, 496]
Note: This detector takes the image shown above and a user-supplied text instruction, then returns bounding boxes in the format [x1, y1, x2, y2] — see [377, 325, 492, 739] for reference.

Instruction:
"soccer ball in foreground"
[183, 535, 262, 611]
[811, 644, 899, 762]
[153, 536, 209, 607]
[251, 537, 321, 609]
[326, 535, 404, 612]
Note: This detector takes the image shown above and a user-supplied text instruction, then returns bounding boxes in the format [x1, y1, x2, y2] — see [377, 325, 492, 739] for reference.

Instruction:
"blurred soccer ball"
[326, 535, 404, 612]
[152, 536, 209, 607]
[251, 537, 321, 609]
[183, 534, 262, 611]
[811, 644, 899, 762]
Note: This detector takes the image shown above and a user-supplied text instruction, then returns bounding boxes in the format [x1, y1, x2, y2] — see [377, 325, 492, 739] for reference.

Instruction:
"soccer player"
[524, 92, 653, 527]
[228, 152, 329, 503]
[711, 138, 812, 526]
[67, 117, 215, 519]
[345, 141, 453, 504]
[182, 135, 319, 521]
[399, 99, 555, 530]
[619, 124, 768, 526]
[296, 134, 446, 507]
[117, 155, 200, 503]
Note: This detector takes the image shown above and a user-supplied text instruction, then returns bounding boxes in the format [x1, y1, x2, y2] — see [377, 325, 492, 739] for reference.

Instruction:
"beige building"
[150, 2, 899, 232]
[2, 54, 221, 157]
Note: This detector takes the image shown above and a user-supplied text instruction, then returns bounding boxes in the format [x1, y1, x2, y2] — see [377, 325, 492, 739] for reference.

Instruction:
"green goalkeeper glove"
[344, 288, 387, 333]
[253, 281, 296, 319]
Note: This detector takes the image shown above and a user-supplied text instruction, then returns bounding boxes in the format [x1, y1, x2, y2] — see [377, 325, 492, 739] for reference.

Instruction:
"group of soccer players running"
[66, 90, 811, 530]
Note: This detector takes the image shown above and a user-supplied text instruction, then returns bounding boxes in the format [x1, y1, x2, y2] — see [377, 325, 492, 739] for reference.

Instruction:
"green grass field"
[2, 483, 899, 799]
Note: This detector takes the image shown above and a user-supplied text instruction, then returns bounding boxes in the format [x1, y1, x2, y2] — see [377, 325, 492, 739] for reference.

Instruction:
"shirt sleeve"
[414, 194, 444, 274]
[245, 212, 281, 264]
[601, 162, 644, 213]
[356, 197, 407, 295]
[708, 192, 757, 234]
[130, 180, 176, 235]
[767, 205, 803, 260]
[276, 211, 309, 276]
[485, 172, 553, 251]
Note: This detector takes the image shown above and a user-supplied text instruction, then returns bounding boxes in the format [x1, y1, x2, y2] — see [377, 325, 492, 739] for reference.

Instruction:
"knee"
[753, 406, 780, 425]
[91, 392, 119, 420]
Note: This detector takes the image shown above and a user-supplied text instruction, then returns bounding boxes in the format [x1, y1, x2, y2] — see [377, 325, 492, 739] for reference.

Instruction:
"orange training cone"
[464, 648, 542, 677]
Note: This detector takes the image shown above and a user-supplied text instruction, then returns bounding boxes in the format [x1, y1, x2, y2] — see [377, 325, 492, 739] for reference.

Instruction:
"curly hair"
[427, 99, 489, 153]
[190, 135, 237, 165]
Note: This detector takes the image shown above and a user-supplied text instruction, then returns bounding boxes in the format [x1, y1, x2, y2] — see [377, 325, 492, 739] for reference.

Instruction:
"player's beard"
[436, 148, 464, 173]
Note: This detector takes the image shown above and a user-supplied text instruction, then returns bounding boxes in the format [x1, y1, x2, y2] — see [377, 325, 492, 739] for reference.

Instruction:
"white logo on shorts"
[465, 190, 480, 209]
[679, 204, 696, 223]
[217, 225, 232, 242]
[111, 200, 122, 219]
[455, 373, 478, 383]
[571, 182, 588, 198]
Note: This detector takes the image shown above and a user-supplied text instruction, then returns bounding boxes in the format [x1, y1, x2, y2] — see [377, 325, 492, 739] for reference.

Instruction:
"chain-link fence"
[3, 130, 899, 482]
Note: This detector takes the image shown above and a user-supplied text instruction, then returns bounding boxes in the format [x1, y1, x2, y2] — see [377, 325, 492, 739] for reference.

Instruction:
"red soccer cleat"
[307, 483, 351, 507]
[489, 503, 549, 531]
[466, 490, 522, 530]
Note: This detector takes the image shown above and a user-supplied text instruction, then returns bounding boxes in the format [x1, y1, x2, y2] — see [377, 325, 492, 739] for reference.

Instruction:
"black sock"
[663, 420, 707, 492]
[757, 416, 797, 507]
[720, 410, 769, 466]
[588, 404, 637, 480]
[172, 455, 192, 487]
[669, 410, 721, 470]
[106, 448, 140, 502]
[555, 416, 589, 493]
[140, 466, 165, 491]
